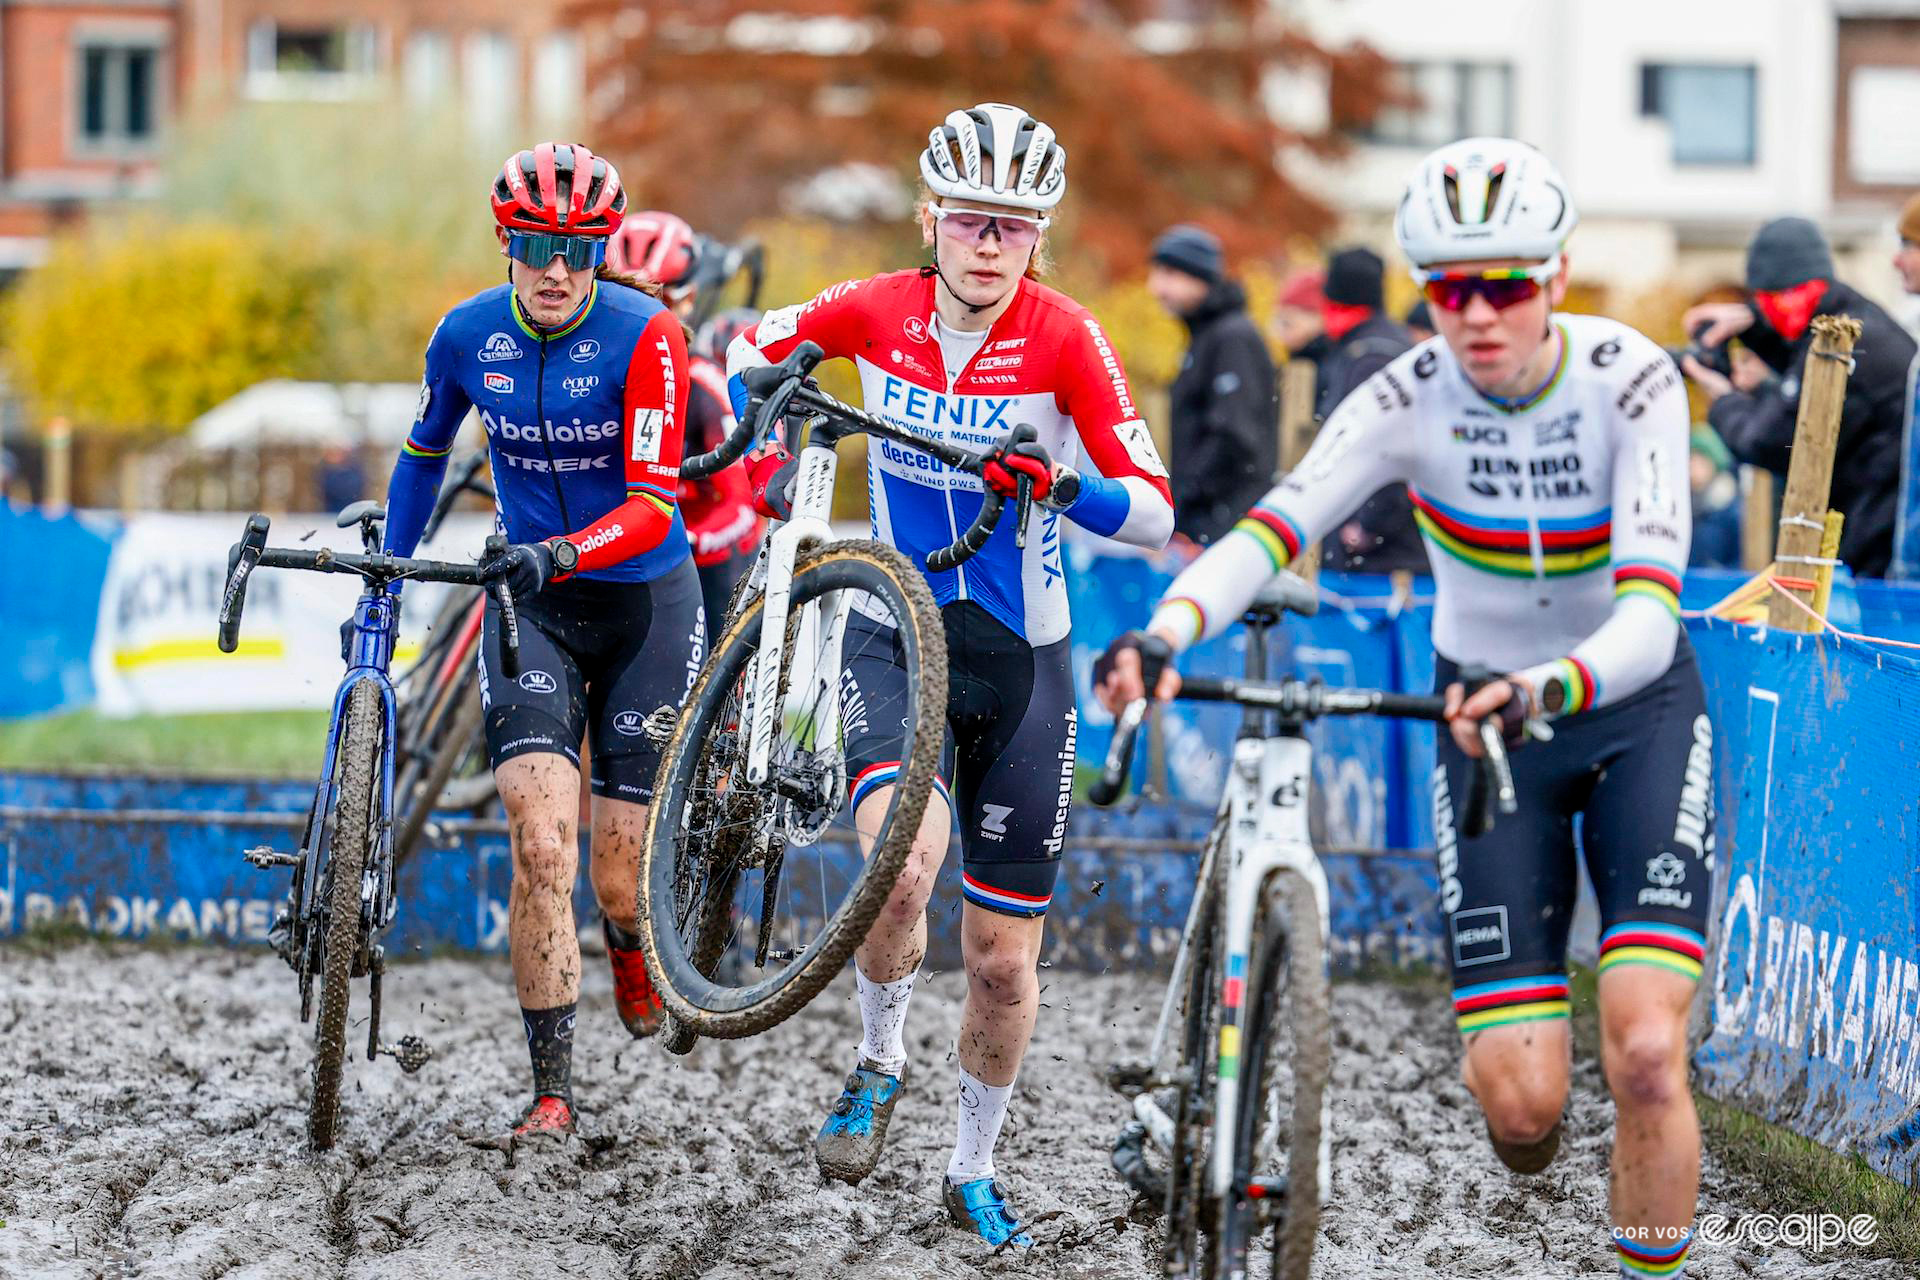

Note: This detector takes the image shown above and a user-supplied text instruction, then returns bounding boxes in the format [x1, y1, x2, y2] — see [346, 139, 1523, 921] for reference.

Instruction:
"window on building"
[532, 33, 582, 127]
[245, 21, 379, 99]
[1362, 62, 1512, 148]
[1848, 67, 1920, 185]
[405, 30, 453, 106]
[78, 43, 161, 152]
[1639, 64, 1757, 167]
[463, 32, 519, 140]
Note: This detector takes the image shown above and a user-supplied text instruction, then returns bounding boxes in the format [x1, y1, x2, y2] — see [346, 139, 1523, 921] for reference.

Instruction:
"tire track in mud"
[0, 942, 1912, 1279]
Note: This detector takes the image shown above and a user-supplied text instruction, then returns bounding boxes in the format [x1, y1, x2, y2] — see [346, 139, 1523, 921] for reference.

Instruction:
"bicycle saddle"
[1242, 568, 1320, 624]
[336, 500, 387, 529]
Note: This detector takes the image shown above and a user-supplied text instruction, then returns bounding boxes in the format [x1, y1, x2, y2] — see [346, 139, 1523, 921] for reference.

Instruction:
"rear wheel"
[308, 679, 381, 1152]
[640, 540, 943, 1039]
[392, 673, 483, 872]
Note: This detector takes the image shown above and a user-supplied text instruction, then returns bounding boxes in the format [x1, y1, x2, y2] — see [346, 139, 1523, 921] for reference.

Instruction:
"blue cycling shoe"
[813, 1058, 906, 1184]
[943, 1176, 1033, 1249]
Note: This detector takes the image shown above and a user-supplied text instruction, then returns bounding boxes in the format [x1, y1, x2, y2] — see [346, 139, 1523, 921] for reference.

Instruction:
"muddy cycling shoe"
[512, 1094, 577, 1142]
[813, 1059, 906, 1184]
[1487, 1117, 1562, 1174]
[944, 1176, 1033, 1249]
[604, 918, 664, 1038]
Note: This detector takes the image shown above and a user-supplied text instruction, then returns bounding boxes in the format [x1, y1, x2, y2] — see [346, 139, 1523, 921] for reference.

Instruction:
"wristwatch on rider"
[548, 537, 580, 577]
[1536, 670, 1568, 718]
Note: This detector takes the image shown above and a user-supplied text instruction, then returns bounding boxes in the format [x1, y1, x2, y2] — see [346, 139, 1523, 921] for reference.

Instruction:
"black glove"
[1093, 629, 1173, 697]
[482, 541, 555, 601]
[1459, 665, 1530, 748]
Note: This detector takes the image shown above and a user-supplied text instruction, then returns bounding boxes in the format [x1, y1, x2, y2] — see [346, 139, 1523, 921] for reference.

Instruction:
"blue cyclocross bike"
[216, 500, 522, 1151]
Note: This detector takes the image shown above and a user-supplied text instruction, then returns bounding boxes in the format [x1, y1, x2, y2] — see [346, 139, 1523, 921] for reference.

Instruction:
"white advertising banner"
[89, 512, 494, 716]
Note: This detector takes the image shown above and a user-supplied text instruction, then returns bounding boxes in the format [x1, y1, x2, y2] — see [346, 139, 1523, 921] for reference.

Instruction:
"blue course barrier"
[0, 506, 116, 716]
[1692, 616, 1920, 1185]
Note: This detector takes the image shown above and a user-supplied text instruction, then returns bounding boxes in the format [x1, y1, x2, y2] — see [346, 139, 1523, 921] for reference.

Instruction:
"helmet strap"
[929, 242, 1010, 318]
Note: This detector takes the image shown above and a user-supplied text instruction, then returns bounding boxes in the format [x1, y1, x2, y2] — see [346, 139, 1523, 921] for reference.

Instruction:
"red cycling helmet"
[609, 210, 701, 294]
[492, 142, 626, 235]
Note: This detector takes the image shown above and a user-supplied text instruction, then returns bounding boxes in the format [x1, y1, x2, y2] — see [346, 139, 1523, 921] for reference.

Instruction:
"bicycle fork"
[1210, 733, 1333, 1212]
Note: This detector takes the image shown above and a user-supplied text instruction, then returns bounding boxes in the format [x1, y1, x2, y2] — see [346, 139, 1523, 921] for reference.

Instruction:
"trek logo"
[903, 315, 929, 344]
[570, 338, 601, 363]
[518, 670, 557, 694]
[578, 524, 624, 554]
[484, 372, 514, 394]
[502, 455, 610, 473]
[479, 410, 620, 444]
[478, 332, 523, 363]
[876, 376, 1012, 432]
[1451, 906, 1510, 966]
[613, 710, 645, 737]
[654, 333, 677, 437]
[980, 803, 1013, 841]
[1452, 425, 1507, 445]
[563, 374, 599, 398]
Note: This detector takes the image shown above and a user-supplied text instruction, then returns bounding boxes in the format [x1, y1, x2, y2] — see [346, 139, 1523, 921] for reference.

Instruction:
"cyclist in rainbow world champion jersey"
[382, 143, 701, 1140]
[726, 102, 1173, 1246]
[1096, 139, 1712, 1279]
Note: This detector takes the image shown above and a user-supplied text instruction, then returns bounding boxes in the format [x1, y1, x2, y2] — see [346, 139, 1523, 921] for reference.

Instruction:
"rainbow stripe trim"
[401, 435, 454, 460]
[1614, 1228, 1691, 1276]
[1161, 597, 1206, 645]
[1599, 923, 1705, 982]
[1480, 321, 1571, 414]
[512, 280, 598, 341]
[1409, 487, 1611, 578]
[848, 761, 952, 816]
[1614, 562, 1684, 619]
[1232, 505, 1305, 572]
[1218, 954, 1247, 1081]
[961, 872, 1052, 918]
[1550, 656, 1599, 714]
[1453, 974, 1571, 1035]
[627, 481, 676, 515]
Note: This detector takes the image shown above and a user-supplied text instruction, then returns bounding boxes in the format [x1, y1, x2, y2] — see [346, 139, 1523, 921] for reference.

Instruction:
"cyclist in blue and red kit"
[382, 142, 700, 1140]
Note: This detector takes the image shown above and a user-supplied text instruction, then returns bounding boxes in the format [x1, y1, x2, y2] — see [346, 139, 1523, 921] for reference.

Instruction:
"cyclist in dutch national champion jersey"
[726, 102, 1174, 1246]
[607, 212, 765, 628]
[383, 143, 700, 1140]
[1097, 139, 1711, 1279]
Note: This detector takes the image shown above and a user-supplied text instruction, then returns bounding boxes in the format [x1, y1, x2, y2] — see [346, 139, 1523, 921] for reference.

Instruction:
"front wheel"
[640, 540, 945, 1040]
[1216, 870, 1330, 1280]
[308, 678, 382, 1151]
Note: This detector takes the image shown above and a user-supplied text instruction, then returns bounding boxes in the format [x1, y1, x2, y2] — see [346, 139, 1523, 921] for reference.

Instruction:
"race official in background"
[1315, 248, 1430, 575]
[1682, 216, 1915, 578]
[1148, 224, 1278, 547]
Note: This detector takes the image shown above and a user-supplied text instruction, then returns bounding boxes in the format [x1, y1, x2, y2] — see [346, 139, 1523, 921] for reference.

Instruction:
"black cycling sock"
[605, 917, 644, 952]
[521, 1002, 577, 1102]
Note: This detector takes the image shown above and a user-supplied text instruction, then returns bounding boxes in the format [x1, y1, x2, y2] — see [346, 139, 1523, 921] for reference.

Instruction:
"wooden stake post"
[1766, 315, 1860, 631]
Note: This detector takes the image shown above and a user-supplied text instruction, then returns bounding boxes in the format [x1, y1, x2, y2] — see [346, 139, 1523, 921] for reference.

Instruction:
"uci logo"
[518, 670, 557, 694]
[569, 338, 601, 363]
[613, 710, 644, 737]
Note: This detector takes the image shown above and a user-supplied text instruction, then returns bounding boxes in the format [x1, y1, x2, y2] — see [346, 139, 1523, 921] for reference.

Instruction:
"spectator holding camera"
[1681, 216, 1915, 578]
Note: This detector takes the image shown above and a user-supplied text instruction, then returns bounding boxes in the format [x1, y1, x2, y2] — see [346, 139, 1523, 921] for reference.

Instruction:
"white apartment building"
[1286, 0, 1920, 310]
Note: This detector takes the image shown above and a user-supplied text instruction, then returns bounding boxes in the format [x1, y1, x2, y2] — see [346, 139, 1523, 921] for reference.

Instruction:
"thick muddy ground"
[0, 941, 1907, 1278]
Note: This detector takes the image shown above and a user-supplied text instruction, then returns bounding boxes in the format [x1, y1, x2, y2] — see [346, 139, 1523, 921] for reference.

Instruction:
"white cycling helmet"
[1394, 137, 1576, 268]
[919, 102, 1067, 213]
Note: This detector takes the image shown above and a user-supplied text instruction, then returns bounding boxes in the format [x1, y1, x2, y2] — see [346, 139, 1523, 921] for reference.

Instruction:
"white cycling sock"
[947, 1065, 1014, 1183]
[855, 968, 915, 1076]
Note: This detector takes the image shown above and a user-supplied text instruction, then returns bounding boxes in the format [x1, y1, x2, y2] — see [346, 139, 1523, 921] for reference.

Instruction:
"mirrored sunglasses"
[1418, 262, 1558, 313]
[508, 233, 608, 271]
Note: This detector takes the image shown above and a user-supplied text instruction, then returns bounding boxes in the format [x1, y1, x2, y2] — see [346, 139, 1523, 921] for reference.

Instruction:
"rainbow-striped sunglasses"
[1417, 259, 1560, 312]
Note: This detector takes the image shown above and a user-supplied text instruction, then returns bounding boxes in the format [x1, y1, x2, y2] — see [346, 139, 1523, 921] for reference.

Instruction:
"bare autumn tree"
[576, 0, 1395, 271]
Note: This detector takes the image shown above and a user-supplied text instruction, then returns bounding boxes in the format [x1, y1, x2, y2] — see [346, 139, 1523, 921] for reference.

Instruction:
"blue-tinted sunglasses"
[507, 232, 608, 271]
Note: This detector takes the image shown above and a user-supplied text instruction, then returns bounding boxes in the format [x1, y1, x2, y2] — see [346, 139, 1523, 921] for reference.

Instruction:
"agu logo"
[484, 372, 514, 394]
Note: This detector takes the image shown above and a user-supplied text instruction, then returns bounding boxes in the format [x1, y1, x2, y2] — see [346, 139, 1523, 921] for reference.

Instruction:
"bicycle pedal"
[243, 845, 300, 869]
[376, 1035, 434, 1074]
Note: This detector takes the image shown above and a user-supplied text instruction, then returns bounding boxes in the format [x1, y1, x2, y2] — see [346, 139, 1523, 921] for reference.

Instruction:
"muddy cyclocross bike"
[1095, 571, 1515, 1280]
[217, 501, 524, 1150]
[638, 340, 1080, 1052]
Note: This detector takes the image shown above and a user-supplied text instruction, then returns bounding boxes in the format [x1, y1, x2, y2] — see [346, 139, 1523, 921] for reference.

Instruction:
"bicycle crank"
[376, 1035, 435, 1075]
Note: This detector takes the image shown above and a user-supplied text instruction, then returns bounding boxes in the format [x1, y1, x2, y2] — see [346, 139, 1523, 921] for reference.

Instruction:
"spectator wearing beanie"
[1314, 247, 1430, 575]
[1897, 194, 1920, 296]
[1148, 224, 1279, 546]
[1681, 216, 1916, 577]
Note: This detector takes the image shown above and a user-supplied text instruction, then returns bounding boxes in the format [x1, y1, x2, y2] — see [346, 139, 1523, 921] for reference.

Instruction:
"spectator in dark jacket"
[1682, 216, 1916, 577]
[1404, 299, 1435, 345]
[1315, 247, 1430, 574]
[1149, 224, 1279, 546]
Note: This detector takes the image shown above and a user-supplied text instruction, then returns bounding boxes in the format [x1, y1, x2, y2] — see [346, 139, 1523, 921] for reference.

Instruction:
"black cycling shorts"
[477, 557, 705, 803]
[1434, 635, 1713, 1038]
[841, 600, 1077, 918]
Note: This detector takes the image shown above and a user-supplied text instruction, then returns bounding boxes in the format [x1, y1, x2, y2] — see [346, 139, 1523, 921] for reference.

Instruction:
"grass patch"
[0, 709, 330, 776]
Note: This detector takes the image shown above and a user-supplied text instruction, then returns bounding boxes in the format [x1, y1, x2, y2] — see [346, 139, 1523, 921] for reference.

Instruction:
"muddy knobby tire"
[308, 679, 381, 1152]
[1236, 871, 1330, 1280]
[640, 540, 944, 1040]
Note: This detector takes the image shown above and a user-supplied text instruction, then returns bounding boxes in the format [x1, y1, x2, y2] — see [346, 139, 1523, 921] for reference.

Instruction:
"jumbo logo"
[484, 372, 514, 394]
[570, 338, 601, 363]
